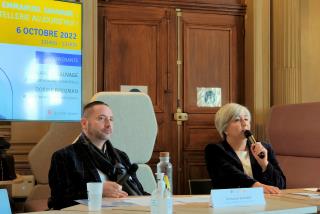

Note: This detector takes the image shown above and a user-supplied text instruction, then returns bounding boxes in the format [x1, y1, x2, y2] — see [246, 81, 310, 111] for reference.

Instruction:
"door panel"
[184, 26, 231, 113]
[184, 127, 220, 151]
[100, 5, 168, 113]
[98, 4, 178, 191]
[181, 11, 244, 193]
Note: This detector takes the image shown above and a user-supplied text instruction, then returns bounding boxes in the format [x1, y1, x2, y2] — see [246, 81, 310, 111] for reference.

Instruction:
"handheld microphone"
[244, 130, 265, 159]
[117, 163, 138, 185]
[116, 163, 142, 196]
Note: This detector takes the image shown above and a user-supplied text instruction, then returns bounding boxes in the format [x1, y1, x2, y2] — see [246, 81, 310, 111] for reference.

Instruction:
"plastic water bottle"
[157, 152, 173, 193]
[150, 173, 173, 214]
[150, 173, 163, 214]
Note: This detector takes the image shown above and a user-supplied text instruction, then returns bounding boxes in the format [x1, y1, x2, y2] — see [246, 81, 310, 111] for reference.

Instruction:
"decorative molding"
[99, 0, 246, 15]
[272, 0, 301, 105]
[245, 0, 270, 140]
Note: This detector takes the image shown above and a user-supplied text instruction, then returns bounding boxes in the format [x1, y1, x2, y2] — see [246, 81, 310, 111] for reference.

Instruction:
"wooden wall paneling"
[184, 127, 220, 151]
[97, 8, 105, 93]
[0, 122, 10, 140]
[8, 122, 50, 175]
[182, 151, 209, 193]
[231, 14, 244, 103]
[8, 142, 36, 175]
[0, 122, 49, 175]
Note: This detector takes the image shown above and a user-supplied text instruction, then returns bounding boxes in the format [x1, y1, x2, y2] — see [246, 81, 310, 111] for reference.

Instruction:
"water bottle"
[157, 152, 173, 193]
[150, 173, 163, 214]
[150, 173, 173, 214]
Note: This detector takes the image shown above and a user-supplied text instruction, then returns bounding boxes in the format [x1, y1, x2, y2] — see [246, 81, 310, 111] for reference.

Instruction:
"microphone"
[117, 163, 138, 185]
[243, 130, 265, 159]
[116, 163, 143, 196]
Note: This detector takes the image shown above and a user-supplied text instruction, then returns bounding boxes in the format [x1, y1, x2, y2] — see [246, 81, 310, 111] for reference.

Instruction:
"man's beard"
[91, 129, 111, 141]
[95, 131, 110, 141]
[87, 125, 111, 141]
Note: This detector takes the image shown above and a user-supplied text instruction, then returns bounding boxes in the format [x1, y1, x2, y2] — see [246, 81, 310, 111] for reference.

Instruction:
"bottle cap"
[160, 152, 169, 157]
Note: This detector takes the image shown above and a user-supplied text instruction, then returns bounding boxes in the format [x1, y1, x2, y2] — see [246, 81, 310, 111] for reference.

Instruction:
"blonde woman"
[205, 103, 285, 194]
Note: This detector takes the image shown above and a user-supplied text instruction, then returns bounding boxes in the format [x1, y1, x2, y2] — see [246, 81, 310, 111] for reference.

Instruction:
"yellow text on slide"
[0, 0, 81, 50]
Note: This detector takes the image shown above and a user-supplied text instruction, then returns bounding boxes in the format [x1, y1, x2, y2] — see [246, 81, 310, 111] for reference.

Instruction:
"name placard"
[210, 187, 265, 208]
[0, 189, 11, 214]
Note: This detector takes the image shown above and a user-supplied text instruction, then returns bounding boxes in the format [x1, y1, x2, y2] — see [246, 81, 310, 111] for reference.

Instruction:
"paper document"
[76, 196, 151, 207]
[290, 192, 320, 199]
[303, 188, 319, 192]
[174, 195, 210, 204]
[76, 195, 210, 208]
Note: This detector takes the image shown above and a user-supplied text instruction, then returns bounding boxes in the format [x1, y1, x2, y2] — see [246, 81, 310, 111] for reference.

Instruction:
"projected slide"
[0, 0, 82, 121]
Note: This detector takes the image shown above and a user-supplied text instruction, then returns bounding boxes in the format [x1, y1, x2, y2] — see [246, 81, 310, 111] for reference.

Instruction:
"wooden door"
[98, 2, 244, 194]
[98, 4, 179, 191]
[179, 10, 244, 193]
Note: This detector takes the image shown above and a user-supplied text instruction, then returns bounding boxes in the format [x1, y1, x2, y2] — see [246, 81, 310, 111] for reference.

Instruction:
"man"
[48, 101, 148, 209]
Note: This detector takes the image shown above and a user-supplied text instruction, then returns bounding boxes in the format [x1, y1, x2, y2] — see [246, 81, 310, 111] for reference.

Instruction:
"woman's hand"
[250, 142, 268, 171]
[102, 181, 128, 198]
[252, 182, 281, 194]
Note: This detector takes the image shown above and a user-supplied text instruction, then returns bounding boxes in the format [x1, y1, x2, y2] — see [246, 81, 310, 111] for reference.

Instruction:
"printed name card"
[0, 189, 11, 214]
[210, 187, 265, 208]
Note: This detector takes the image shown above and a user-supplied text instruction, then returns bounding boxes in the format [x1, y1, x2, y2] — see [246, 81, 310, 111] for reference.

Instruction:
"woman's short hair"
[215, 103, 251, 139]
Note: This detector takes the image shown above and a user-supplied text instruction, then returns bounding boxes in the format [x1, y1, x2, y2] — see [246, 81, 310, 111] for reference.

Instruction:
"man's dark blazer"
[205, 140, 286, 189]
[48, 137, 147, 210]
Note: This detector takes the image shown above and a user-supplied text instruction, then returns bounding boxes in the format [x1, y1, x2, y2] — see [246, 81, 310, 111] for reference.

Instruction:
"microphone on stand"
[244, 130, 265, 159]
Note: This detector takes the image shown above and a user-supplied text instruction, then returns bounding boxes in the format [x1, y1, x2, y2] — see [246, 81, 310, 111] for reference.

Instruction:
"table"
[59, 195, 316, 214]
[268, 188, 320, 211]
[19, 192, 318, 214]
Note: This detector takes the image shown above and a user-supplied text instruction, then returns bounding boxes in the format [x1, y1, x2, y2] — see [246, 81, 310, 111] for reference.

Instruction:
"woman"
[205, 103, 286, 193]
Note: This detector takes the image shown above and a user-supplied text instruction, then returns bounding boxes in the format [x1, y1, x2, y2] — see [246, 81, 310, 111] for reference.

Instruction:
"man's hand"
[102, 181, 128, 198]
